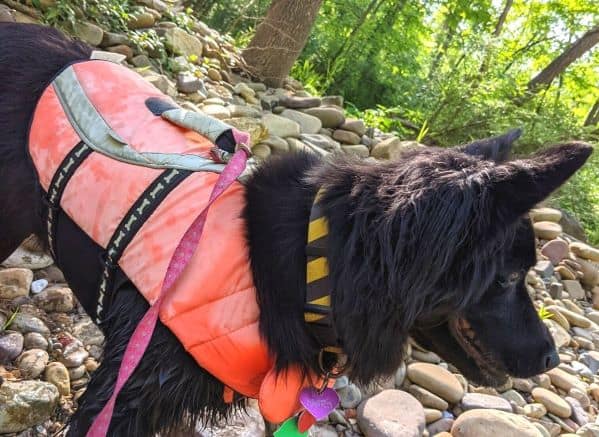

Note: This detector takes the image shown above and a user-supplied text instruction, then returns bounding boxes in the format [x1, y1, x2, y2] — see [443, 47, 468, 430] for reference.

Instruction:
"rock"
[578, 259, 599, 287]
[164, 28, 203, 57]
[23, 332, 48, 351]
[72, 319, 104, 347]
[533, 222, 562, 240]
[252, 144, 271, 160]
[500, 389, 527, 407]
[0, 4, 15, 22]
[106, 44, 134, 60]
[229, 105, 261, 118]
[559, 211, 588, 242]
[201, 104, 230, 119]
[10, 313, 49, 336]
[542, 240, 570, 265]
[461, 393, 511, 412]
[535, 260, 555, 278]
[565, 397, 588, 426]
[73, 22, 104, 46]
[2, 246, 53, 270]
[280, 95, 321, 109]
[100, 31, 129, 47]
[371, 138, 425, 159]
[0, 380, 59, 433]
[304, 107, 345, 128]
[342, 145, 370, 157]
[531, 387, 572, 418]
[207, 68, 222, 82]
[576, 423, 599, 436]
[553, 307, 590, 328]
[300, 134, 340, 151]
[322, 95, 343, 107]
[32, 286, 74, 312]
[549, 282, 564, 299]
[424, 408, 442, 424]
[556, 265, 576, 280]
[451, 409, 543, 437]
[427, 419, 454, 435]
[232, 84, 255, 100]
[523, 403, 547, 419]
[579, 351, 599, 373]
[333, 129, 361, 145]
[406, 362, 464, 403]
[544, 306, 570, 329]
[132, 54, 152, 68]
[395, 361, 407, 387]
[176, 73, 202, 94]
[223, 117, 268, 145]
[137, 0, 169, 13]
[30, 278, 48, 294]
[60, 341, 89, 368]
[411, 350, 441, 364]
[261, 136, 289, 154]
[571, 243, 599, 262]
[512, 378, 534, 392]
[44, 362, 70, 396]
[145, 73, 177, 96]
[68, 364, 86, 380]
[0, 268, 33, 299]
[568, 387, 590, 409]
[544, 319, 571, 348]
[263, 114, 301, 138]
[338, 383, 362, 408]
[562, 280, 586, 300]
[0, 331, 24, 363]
[546, 367, 587, 392]
[18, 348, 49, 379]
[530, 208, 563, 223]
[128, 11, 155, 29]
[281, 109, 322, 134]
[340, 119, 366, 136]
[408, 385, 449, 410]
[357, 390, 425, 437]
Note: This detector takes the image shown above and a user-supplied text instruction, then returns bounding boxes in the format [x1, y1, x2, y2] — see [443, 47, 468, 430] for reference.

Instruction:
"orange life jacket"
[28, 59, 314, 423]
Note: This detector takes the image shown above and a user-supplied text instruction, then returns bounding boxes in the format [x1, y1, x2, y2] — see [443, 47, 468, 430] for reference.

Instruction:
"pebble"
[60, 341, 89, 368]
[546, 367, 587, 392]
[279, 95, 321, 109]
[579, 351, 599, 373]
[553, 306, 590, 328]
[333, 129, 361, 145]
[460, 393, 512, 412]
[395, 361, 407, 387]
[0, 331, 24, 363]
[280, 109, 322, 134]
[30, 278, 48, 294]
[10, 313, 50, 335]
[72, 320, 105, 347]
[500, 389, 527, 407]
[531, 387, 572, 418]
[451, 409, 543, 436]
[562, 280, 586, 300]
[300, 133, 340, 151]
[338, 383, 362, 409]
[533, 222, 563, 240]
[164, 27, 203, 58]
[423, 408, 442, 424]
[18, 348, 49, 379]
[262, 113, 301, 138]
[32, 286, 74, 312]
[44, 362, 71, 396]
[304, 107, 345, 128]
[342, 144, 370, 157]
[0, 267, 33, 299]
[340, 119, 366, 136]
[23, 332, 49, 350]
[2, 246, 54, 270]
[530, 208, 562, 223]
[408, 384, 449, 410]
[407, 363, 464, 404]
[564, 396, 588, 426]
[523, 403, 547, 419]
[570, 242, 599, 262]
[541, 240, 570, 265]
[0, 380, 59, 433]
[201, 104, 230, 119]
[357, 390, 425, 437]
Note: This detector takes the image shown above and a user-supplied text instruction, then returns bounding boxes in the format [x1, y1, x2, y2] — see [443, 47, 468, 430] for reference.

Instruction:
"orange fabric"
[28, 60, 315, 423]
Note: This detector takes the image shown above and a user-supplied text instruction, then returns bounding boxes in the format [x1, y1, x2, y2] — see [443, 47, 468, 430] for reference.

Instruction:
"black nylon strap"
[45, 142, 93, 258]
[96, 167, 192, 321]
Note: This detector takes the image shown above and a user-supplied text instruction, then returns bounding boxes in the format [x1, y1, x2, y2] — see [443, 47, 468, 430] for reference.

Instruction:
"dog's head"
[316, 133, 592, 386]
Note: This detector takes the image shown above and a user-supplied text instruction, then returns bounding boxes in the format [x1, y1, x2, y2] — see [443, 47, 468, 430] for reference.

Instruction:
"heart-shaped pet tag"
[297, 411, 317, 433]
[274, 417, 308, 437]
[299, 387, 340, 421]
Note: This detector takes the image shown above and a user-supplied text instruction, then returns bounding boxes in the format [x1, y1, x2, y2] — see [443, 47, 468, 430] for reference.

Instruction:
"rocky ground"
[1, 1, 599, 436]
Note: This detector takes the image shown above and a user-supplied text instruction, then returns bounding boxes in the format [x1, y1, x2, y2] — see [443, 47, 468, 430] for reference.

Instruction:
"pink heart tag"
[299, 387, 339, 421]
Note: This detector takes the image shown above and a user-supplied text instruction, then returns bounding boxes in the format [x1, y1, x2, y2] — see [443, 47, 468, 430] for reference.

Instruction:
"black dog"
[0, 23, 593, 436]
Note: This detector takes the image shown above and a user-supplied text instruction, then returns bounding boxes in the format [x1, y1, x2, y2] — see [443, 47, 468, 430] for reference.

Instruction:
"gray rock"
[340, 119, 366, 136]
[281, 109, 322, 134]
[563, 280, 586, 300]
[73, 22, 104, 46]
[0, 4, 15, 22]
[176, 73, 202, 94]
[357, 390, 425, 437]
[300, 134, 340, 151]
[338, 383, 362, 408]
[60, 341, 89, 368]
[23, 332, 49, 351]
[10, 313, 50, 336]
[280, 95, 321, 109]
[579, 351, 599, 374]
[131, 54, 152, 68]
[263, 114, 300, 138]
[534, 260, 555, 278]
[0, 331, 24, 363]
[427, 418, 454, 435]
[18, 348, 49, 379]
[201, 104, 230, 120]
[500, 389, 527, 407]
[128, 11, 156, 29]
[333, 129, 361, 145]
[333, 375, 349, 390]
[565, 396, 588, 426]
[342, 145, 370, 157]
[0, 380, 59, 433]
[304, 107, 345, 128]
[0, 268, 33, 299]
[100, 31, 129, 48]
[229, 105, 261, 118]
[322, 95, 343, 107]
[576, 423, 599, 436]
[2, 247, 53, 270]
[68, 364, 86, 381]
[549, 282, 563, 299]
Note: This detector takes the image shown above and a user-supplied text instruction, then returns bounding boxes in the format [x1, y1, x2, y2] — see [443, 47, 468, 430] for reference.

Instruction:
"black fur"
[0, 23, 593, 436]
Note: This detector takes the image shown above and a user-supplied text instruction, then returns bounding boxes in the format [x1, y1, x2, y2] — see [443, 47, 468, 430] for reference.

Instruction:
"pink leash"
[87, 138, 250, 437]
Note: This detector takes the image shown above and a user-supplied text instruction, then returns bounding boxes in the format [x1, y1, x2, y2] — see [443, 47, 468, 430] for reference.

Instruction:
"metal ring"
[318, 348, 348, 380]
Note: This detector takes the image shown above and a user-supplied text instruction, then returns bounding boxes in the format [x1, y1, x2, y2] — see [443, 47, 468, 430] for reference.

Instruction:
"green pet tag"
[274, 417, 308, 437]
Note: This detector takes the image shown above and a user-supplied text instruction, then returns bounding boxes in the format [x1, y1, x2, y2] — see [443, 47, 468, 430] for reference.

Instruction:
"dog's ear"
[489, 142, 592, 224]
[459, 128, 522, 163]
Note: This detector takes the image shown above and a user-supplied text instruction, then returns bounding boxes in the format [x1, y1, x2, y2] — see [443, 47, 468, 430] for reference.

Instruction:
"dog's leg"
[68, 282, 241, 437]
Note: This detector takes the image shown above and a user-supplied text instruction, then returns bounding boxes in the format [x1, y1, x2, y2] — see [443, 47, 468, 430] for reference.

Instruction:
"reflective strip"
[309, 295, 330, 306]
[161, 108, 232, 145]
[304, 312, 327, 322]
[306, 257, 329, 283]
[52, 67, 227, 174]
[308, 216, 328, 243]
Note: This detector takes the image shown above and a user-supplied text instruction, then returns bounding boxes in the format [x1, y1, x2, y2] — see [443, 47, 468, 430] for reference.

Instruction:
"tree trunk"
[527, 25, 599, 92]
[242, 0, 323, 87]
[585, 98, 599, 126]
[492, 0, 512, 37]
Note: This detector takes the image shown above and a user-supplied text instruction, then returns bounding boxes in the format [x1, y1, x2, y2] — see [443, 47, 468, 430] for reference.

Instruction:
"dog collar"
[305, 189, 342, 354]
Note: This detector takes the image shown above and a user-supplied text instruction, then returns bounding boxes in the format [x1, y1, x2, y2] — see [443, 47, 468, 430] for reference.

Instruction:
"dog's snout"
[541, 348, 560, 372]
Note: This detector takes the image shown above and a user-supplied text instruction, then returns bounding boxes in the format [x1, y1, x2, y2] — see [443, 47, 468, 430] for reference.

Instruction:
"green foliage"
[537, 306, 553, 321]
[2, 307, 19, 331]
[42, 0, 132, 31]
